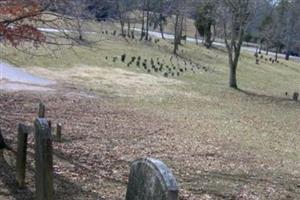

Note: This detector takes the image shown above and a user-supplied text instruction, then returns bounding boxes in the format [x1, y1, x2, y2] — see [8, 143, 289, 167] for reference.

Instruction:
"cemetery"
[1, 0, 300, 199]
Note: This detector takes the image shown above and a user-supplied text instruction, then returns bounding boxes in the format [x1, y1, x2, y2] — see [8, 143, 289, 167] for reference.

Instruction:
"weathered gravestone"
[126, 158, 178, 200]
[293, 92, 299, 101]
[34, 118, 54, 200]
[0, 128, 11, 151]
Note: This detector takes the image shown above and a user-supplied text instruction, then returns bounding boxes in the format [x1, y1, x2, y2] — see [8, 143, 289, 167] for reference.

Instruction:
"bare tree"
[173, 0, 186, 54]
[218, 0, 253, 89]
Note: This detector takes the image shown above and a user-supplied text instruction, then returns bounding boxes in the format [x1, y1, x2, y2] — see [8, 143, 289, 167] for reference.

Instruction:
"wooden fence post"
[16, 123, 29, 188]
[38, 102, 45, 118]
[34, 118, 54, 200]
[56, 123, 62, 141]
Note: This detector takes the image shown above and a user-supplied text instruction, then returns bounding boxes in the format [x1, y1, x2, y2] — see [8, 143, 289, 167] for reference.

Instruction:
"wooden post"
[16, 124, 29, 188]
[34, 118, 54, 200]
[56, 123, 62, 141]
[38, 102, 45, 118]
[0, 129, 3, 159]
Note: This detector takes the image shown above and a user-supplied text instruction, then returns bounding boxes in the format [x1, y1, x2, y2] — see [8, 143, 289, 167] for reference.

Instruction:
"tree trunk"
[285, 51, 290, 60]
[77, 17, 83, 41]
[127, 20, 131, 38]
[120, 20, 125, 36]
[159, 22, 165, 39]
[204, 28, 212, 49]
[173, 14, 180, 54]
[259, 40, 262, 54]
[140, 9, 145, 40]
[275, 47, 279, 61]
[195, 30, 198, 45]
[228, 50, 238, 89]
[229, 62, 238, 89]
[178, 16, 184, 45]
[145, 0, 150, 41]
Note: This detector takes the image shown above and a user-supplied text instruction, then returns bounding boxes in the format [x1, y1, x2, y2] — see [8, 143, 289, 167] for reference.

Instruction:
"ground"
[1, 23, 300, 199]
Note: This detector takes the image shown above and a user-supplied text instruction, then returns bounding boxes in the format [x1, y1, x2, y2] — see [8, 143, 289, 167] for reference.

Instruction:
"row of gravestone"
[254, 52, 281, 65]
[101, 29, 160, 43]
[106, 53, 209, 78]
[291, 92, 299, 101]
[0, 103, 179, 200]
[253, 53, 300, 101]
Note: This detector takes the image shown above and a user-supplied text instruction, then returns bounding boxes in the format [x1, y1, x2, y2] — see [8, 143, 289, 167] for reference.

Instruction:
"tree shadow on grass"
[0, 152, 104, 200]
[53, 148, 128, 185]
[54, 173, 104, 200]
[237, 88, 298, 105]
[52, 149, 127, 200]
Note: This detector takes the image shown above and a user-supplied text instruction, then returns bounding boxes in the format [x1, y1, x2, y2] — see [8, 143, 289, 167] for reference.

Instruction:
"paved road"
[0, 62, 55, 91]
[1, 26, 298, 92]
[38, 27, 299, 61]
[133, 28, 300, 62]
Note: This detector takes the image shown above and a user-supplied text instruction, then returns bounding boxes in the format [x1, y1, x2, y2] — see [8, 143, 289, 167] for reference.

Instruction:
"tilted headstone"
[34, 118, 54, 200]
[126, 158, 178, 200]
[16, 123, 29, 188]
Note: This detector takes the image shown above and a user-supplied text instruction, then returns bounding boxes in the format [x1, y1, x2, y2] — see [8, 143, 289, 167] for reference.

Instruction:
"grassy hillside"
[2, 22, 300, 199]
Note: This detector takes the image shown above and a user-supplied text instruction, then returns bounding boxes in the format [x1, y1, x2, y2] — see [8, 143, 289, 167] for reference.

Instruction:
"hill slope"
[1, 23, 300, 199]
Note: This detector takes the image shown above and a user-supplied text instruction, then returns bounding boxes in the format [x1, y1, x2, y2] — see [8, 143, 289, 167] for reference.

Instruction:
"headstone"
[293, 92, 299, 101]
[256, 59, 259, 65]
[34, 118, 54, 200]
[126, 158, 178, 200]
[121, 54, 126, 62]
[16, 124, 29, 188]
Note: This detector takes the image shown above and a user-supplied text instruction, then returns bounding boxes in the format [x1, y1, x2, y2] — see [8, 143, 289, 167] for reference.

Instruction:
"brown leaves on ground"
[0, 90, 299, 200]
